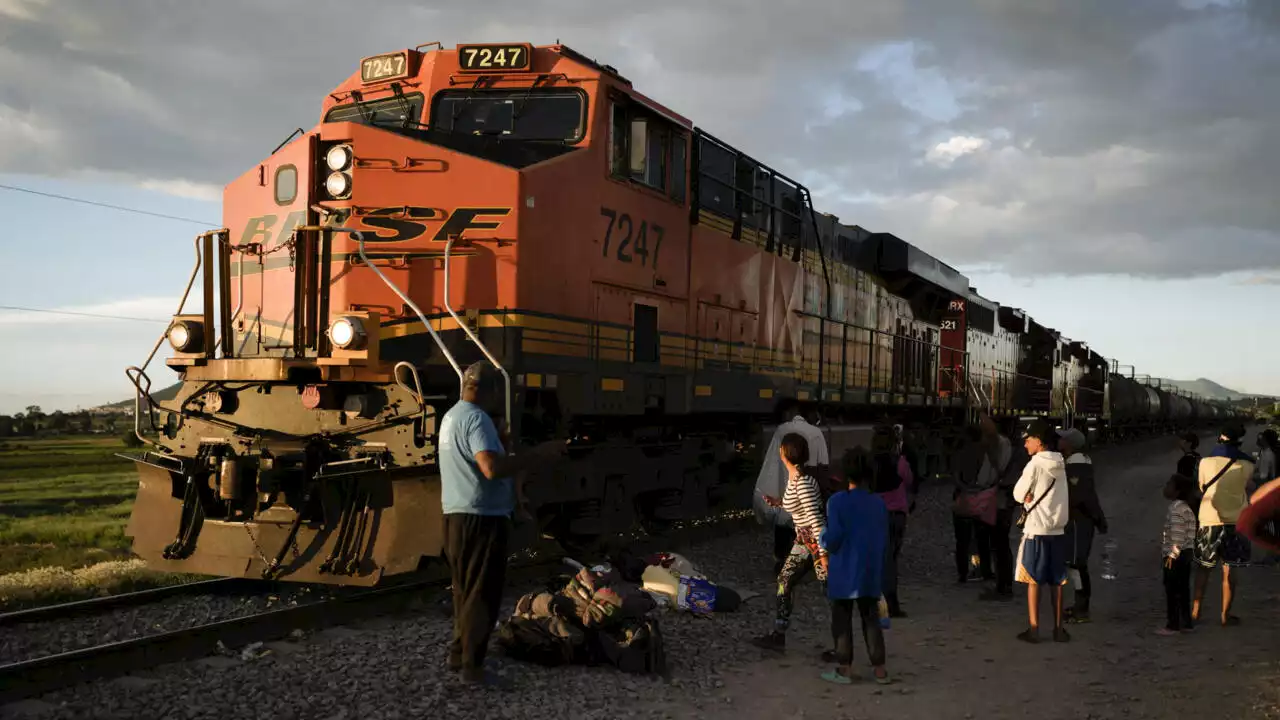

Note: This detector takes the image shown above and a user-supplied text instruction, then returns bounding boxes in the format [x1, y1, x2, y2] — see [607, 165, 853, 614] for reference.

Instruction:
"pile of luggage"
[494, 562, 667, 675]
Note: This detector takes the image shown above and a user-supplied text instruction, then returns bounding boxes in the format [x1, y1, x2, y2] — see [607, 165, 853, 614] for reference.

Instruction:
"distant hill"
[1159, 378, 1274, 401]
[104, 382, 182, 409]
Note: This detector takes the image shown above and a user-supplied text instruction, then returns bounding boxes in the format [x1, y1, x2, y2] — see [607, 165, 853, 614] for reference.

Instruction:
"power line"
[0, 304, 171, 324]
[0, 183, 217, 227]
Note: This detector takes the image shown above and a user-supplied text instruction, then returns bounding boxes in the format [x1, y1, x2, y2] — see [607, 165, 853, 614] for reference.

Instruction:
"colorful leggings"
[774, 539, 827, 632]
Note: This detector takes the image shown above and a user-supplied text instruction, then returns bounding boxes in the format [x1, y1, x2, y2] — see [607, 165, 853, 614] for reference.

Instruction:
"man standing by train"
[440, 362, 564, 686]
[754, 399, 830, 574]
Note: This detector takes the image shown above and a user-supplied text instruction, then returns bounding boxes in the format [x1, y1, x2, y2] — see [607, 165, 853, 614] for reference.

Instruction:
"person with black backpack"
[873, 424, 915, 618]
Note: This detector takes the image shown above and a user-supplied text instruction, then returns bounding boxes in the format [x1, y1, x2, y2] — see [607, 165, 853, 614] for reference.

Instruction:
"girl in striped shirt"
[751, 432, 828, 652]
[1158, 473, 1198, 636]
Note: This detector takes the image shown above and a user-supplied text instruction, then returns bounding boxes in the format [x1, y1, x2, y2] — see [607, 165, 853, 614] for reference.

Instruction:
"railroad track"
[0, 512, 756, 704]
[0, 578, 255, 628]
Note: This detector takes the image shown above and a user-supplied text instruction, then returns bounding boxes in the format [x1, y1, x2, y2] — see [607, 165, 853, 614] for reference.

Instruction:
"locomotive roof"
[965, 288, 998, 312]
[861, 232, 971, 297]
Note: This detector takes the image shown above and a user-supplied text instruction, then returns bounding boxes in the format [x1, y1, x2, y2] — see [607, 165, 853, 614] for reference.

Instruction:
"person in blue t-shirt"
[820, 447, 890, 686]
[440, 362, 564, 685]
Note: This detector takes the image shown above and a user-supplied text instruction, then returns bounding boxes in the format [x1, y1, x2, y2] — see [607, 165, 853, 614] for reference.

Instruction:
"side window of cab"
[609, 97, 687, 203]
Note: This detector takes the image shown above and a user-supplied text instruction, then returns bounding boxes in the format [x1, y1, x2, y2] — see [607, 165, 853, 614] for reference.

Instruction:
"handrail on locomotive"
[126, 229, 227, 449]
[124, 222, 475, 454]
[443, 234, 513, 433]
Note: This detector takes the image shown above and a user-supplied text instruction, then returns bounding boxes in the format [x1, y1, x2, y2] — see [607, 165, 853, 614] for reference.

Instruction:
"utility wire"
[0, 304, 171, 324]
[0, 183, 217, 226]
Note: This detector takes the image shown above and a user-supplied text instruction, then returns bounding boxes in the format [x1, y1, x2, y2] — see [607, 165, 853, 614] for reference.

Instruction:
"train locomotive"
[123, 42, 1241, 585]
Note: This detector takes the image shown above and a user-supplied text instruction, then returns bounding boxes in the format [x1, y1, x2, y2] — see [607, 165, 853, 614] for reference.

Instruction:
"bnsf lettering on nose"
[238, 207, 512, 247]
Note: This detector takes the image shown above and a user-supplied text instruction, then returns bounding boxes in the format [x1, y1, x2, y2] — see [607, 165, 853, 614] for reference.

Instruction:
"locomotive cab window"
[325, 93, 425, 130]
[431, 88, 586, 142]
[610, 99, 686, 202]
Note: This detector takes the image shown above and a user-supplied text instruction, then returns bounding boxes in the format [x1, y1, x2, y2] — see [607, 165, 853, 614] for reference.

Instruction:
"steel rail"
[0, 578, 251, 628]
[0, 579, 433, 704]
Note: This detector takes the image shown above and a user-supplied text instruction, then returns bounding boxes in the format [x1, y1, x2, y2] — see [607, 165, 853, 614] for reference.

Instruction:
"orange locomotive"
[124, 42, 1195, 585]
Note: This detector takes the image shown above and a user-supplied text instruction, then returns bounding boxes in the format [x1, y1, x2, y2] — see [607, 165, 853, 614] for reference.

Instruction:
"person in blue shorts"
[1012, 419, 1071, 644]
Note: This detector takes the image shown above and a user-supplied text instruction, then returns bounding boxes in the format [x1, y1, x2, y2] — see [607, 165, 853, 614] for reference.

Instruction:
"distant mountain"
[1159, 378, 1273, 401]
[103, 382, 183, 409]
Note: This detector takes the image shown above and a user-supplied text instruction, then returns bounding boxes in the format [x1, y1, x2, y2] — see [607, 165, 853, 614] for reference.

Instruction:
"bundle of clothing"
[639, 551, 743, 614]
[494, 564, 667, 675]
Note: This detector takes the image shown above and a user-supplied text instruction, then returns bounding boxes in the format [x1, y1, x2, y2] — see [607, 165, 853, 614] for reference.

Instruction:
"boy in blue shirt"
[820, 447, 891, 685]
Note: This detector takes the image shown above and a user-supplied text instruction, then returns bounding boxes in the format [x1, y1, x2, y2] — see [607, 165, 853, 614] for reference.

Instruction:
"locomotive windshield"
[430, 88, 585, 143]
[324, 92, 425, 130]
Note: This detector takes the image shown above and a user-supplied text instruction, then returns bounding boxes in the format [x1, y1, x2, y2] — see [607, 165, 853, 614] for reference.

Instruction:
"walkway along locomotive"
[123, 42, 1236, 585]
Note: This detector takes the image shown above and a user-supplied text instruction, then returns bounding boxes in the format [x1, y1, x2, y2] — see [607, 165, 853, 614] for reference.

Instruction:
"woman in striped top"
[1158, 473, 1198, 636]
[751, 432, 828, 652]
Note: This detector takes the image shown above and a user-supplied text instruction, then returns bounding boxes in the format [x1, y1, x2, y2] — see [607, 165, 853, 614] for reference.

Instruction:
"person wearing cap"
[1192, 423, 1256, 627]
[439, 362, 565, 685]
[1056, 427, 1107, 623]
[1011, 419, 1071, 643]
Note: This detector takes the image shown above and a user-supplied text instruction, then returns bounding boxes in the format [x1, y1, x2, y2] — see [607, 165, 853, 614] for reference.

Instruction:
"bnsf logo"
[238, 206, 512, 246]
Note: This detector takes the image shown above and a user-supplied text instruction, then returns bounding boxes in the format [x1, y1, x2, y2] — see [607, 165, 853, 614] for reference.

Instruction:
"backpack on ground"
[494, 616, 581, 667]
[591, 618, 668, 676]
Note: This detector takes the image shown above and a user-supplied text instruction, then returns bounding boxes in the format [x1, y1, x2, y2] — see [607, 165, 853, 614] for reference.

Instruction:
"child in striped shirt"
[1158, 473, 1198, 636]
[751, 432, 828, 652]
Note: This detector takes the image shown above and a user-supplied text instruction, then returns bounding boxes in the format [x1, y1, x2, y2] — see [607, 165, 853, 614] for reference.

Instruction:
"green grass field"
[0, 435, 139, 575]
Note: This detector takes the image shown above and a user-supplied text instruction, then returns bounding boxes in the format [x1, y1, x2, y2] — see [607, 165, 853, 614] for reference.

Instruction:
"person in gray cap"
[439, 362, 565, 686]
[1057, 427, 1107, 623]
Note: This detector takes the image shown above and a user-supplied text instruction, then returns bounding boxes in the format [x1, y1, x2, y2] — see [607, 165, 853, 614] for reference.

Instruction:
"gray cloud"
[1, 0, 1277, 278]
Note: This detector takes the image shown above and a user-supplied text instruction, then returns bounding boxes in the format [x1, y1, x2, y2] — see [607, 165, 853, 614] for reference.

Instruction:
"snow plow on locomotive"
[120, 42, 1239, 586]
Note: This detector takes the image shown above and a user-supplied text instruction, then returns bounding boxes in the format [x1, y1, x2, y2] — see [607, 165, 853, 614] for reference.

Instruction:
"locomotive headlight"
[167, 319, 203, 353]
[325, 144, 353, 172]
[325, 171, 352, 199]
[329, 315, 366, 350]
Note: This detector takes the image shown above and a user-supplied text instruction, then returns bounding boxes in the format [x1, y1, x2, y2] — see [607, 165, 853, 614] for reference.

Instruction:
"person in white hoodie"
[1012, 419, 1071, 644]
[753, 399, 830, 575]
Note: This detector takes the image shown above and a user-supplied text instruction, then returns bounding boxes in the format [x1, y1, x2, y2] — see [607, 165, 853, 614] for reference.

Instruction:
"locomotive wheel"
[553, 530, 607, 560]
[545, 514, 607, 560]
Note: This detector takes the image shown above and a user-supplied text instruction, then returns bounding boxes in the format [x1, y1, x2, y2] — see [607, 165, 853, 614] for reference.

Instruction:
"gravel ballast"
[11, 433, 1274, 720]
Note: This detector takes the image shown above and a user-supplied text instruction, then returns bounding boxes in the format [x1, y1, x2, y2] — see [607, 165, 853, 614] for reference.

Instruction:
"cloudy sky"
[1, 0, 1277, 414]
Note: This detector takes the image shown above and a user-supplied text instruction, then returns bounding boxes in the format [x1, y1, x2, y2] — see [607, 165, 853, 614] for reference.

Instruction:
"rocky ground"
[5, 430, 1278, 719]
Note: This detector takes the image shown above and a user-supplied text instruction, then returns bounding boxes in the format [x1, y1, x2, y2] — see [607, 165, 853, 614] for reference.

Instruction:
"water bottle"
[1100, 537, 1118, 580]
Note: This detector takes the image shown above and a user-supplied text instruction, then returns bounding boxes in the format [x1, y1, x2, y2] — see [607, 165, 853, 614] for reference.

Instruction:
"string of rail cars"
[119, 41, 1245, 587]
